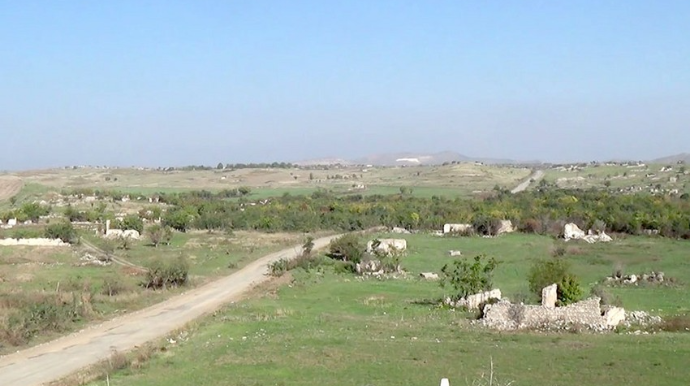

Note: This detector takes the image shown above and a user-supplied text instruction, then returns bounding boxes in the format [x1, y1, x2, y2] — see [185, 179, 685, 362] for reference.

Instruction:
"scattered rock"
[419, 272, 439, 280]
[446, 289, 502, 310]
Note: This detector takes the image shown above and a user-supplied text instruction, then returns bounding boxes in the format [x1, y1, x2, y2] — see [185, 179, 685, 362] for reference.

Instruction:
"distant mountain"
[293, 158, 354, 166]
[295, 151, 531, 166]
[354, 151, 527, 166]
[649, 153, 690, 165]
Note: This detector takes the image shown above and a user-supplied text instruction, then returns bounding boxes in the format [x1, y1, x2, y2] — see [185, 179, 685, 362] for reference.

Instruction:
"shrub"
[10, 227, 44, 239]
[268, 252, 326, 277]
[327, 233, 364, 263]
[268, 258, 290, 276]
[550, 246, 567, 257]
[0, 293, 84, 346]
[440, 254, 499, 301]
[147, 224, 173, 247]
[527, 257, 583, 305]
[656, 315, 690, 332]
[101, 276, 130, 296]
[590, 284, 623, 307]
[44, 221, 78, 243]
[558, 274, 583, 306]
[143, 256, 189, 289]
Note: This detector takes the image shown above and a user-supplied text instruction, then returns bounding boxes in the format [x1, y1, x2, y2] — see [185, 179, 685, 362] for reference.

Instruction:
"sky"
[1, 1, 689, 169]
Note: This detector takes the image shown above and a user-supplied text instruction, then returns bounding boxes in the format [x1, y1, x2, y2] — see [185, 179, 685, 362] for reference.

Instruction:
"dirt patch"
[0, 177, 23, 201]
[248, 272, 294, 300]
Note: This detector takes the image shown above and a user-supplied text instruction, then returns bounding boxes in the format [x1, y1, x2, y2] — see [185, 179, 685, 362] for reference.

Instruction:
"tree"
[327, 233, 364, 263]
[147, 224, 170, 247]
[100, 238, 116, 261]
[527, 257, 582, 306]
[122, 214, 144, 234]
[163, 209, 193, 232]
[20, 202, 49, 223]
[238, 186, 252, 196]
[216, 162, 224, 170]
[440, 254, 499, 301]
[44, 221, 77, 243]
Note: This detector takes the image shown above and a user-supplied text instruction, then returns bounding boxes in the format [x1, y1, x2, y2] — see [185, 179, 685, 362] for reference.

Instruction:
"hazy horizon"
[2, 1, 689, 170]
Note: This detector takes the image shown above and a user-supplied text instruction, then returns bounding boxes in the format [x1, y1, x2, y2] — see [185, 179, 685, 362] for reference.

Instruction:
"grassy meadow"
[542, 163, 689, 193]
[84, 233, 690, 386]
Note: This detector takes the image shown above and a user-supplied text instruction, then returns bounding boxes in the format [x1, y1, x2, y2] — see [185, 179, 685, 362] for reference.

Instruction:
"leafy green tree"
[20, 202, 49, 223]
[44, 221, 77, 243]
[440, 254, 499, 301]
[122, 214, 144, 233]
[527, 257, 582, 305]
[163, 209, 193, 232]
[147, 224, 164, 247]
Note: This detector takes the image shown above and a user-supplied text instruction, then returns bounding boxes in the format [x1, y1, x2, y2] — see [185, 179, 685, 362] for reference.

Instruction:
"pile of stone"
[563, 223, 613, 243]
[0, 238, 70, 247]
[355, 260, 402, 277]
[444, 289, 502, 310]
[79, 253, 111, 266]
[623, 310, 663, 328]
[605, 271, 665, 285]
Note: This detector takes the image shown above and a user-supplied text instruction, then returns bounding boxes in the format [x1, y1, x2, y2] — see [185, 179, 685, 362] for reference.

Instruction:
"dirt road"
[511, 170, 544, 193]
[0, 234, 342, 386]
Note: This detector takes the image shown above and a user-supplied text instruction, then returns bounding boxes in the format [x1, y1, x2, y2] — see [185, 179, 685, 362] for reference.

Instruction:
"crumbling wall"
[483, 297, 624, 331]
[0, 238, 69, 247]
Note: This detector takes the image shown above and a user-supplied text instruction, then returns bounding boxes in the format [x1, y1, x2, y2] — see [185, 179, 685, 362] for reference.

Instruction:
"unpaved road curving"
[0, 234, 342, 386]
[511, 170, 544, 194]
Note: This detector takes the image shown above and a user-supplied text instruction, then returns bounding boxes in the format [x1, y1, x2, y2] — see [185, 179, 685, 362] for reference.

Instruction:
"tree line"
[155, 187, 690, 238]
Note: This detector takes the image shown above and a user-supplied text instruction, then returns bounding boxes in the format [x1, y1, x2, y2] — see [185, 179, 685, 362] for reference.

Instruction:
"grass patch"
[83, 234, 690, 386]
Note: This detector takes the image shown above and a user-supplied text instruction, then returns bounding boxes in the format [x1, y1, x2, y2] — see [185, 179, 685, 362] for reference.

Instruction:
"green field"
[88, 233, 690, 386]
[542, 163, 689, 194]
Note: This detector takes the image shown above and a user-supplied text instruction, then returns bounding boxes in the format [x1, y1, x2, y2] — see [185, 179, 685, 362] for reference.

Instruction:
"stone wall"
[483, 297, 624, 331]
[0, 238, 69, 247]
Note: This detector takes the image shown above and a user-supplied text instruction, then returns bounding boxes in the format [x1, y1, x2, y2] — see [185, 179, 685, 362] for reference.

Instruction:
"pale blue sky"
[1, 1, 689, 169]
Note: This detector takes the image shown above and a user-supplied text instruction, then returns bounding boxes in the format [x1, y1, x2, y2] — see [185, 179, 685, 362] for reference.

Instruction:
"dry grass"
[0, 176, 23, 201]
[5, 163, 531, 198]
[656, 315, 690, 332]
